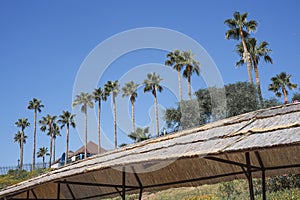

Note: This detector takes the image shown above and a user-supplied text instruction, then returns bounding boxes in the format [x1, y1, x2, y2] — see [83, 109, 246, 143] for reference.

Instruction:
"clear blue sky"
[0, 1, 299, 167]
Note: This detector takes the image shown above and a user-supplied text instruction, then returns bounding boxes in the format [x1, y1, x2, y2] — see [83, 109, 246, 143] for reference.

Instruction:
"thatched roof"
[1, 103, 300, 199]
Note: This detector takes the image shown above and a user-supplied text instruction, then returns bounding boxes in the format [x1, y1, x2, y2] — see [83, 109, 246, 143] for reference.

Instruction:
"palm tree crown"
[144, 72, 163, 137]
[268, 72, 297, 103]
[37, 147, 49, 168]
[14, 131, 28, 147]
[128, 127, 150, 143]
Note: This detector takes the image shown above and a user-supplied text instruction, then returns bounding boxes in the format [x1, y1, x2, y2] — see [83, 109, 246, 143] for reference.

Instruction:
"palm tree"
[236, 38, 273, 106]
[122, 81, 139, 134]
[128, 127, 150, 142]
[72, 92, 93, 158]
[93, 87, 107, 154]
[15, 118, 30, 170]
[225, 11, 258, 84]
[143, 72, 163, 137]
[165, 50, 184, 102]
[39, 114, 56, 167]
[105, 80, 120, 149]
[52, 123, 61, 163]
[14, 131, 28, 170]
[58, 110, 76, 165]
[37, 147, 49, 168]
[27, 98, 44, 170]
[268, 72, 298, 103]
[181, 50, 200, 100]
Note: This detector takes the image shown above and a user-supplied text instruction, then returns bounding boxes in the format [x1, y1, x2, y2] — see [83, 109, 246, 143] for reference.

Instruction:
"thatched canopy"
[1, 103, 300, 199]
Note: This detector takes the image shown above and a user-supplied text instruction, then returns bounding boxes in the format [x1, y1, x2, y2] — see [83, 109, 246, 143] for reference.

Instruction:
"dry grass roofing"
[1, 103, 299, 199]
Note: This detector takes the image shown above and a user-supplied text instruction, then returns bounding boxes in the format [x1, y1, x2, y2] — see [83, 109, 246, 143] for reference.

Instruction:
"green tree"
[268, 72, 298, 103]
[225, 11, 258, 84]
[105, 80, 120, 149]
[14, 131, 28, 170]
[93, 87, 107, 154]
[58, 110, 76, 165]
[128, 127, 150, 142]
[292, 92, 300, 102]
[122, 81, 139, 134]
[143, 72, 163, 137]
[165, 50, 184, 102]
[72, 92, 94, 158]
[37, 147, 49, 168]
[236, 38, 273, 106]
[181, 50, 200, 100]
[39, 114, 56, 167]
[15, 118, 30, 170]
[51, 123, 61, 163]
[262, 98, 281, 108]
[27, 98, 44, 170]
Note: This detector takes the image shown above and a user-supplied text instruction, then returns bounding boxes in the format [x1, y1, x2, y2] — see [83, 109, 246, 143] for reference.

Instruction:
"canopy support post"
[26, 190, 29, 200]
[255, 151, 266, 200]
[57, 183, 61, 200]
[122, 167, 126, 200]
[246, 152, 255, 200]
[131, 166, 144, 200]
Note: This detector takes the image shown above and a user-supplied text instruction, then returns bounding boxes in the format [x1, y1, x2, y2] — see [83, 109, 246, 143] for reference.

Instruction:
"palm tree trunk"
[49, 134, 52, 167]
[240, 29, 253, 84]
[153, 91, 159, 137]
[53, 138, 56, 163]
[253, 58, 263, 107]
[84, 106, 87, 158]
[32, 110, 37, 171]
[187, 66, 192, 100]
[97, 100, 101, 154]
[282, 87, 288, 104]
[42, 156, 45, 168]
[113, 95, 117, 149]
[177, 70, 182, 102]
[20, 131, 24, 170]
[131, 99, 135, 134]
[65, 124, 69, 166]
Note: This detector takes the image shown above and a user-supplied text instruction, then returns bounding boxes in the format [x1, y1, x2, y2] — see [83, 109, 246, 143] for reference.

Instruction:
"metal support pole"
[246, 152, 255, 200]
[122, 167, 126, 200]
[26, 190, 29, 200]
[57, 183, 61, 200]
[131, 166, 144, 200]
[139, 188, 143, 200]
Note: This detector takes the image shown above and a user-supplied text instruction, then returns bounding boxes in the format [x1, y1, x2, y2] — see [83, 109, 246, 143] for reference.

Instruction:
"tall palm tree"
[37, 147, 49, 168]
[236, 38, 273, 106]
[225, 11, 258, 84]
[14, 131, 28, 170]
[39, 114, 56, 167]
[15, 118, 30, 170]
[51, 123, 61, 163]
[165, 50, 184, 102]
[105, 80, 120, 149]
[58, 110, 76, 165]
[122, 81, 139, 134]
[128, 127, 150, 143]
[143, 72, 163, 137]
[93, 87, 107, 154]
[181, 50, 200, 100]
[72, 92, 93, 158]
[268, 72, 298, 103]
[27, 98, 44, 170]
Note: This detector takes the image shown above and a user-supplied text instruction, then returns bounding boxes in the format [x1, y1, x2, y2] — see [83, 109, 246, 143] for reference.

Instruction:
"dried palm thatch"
[1, 103, 300, 199]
